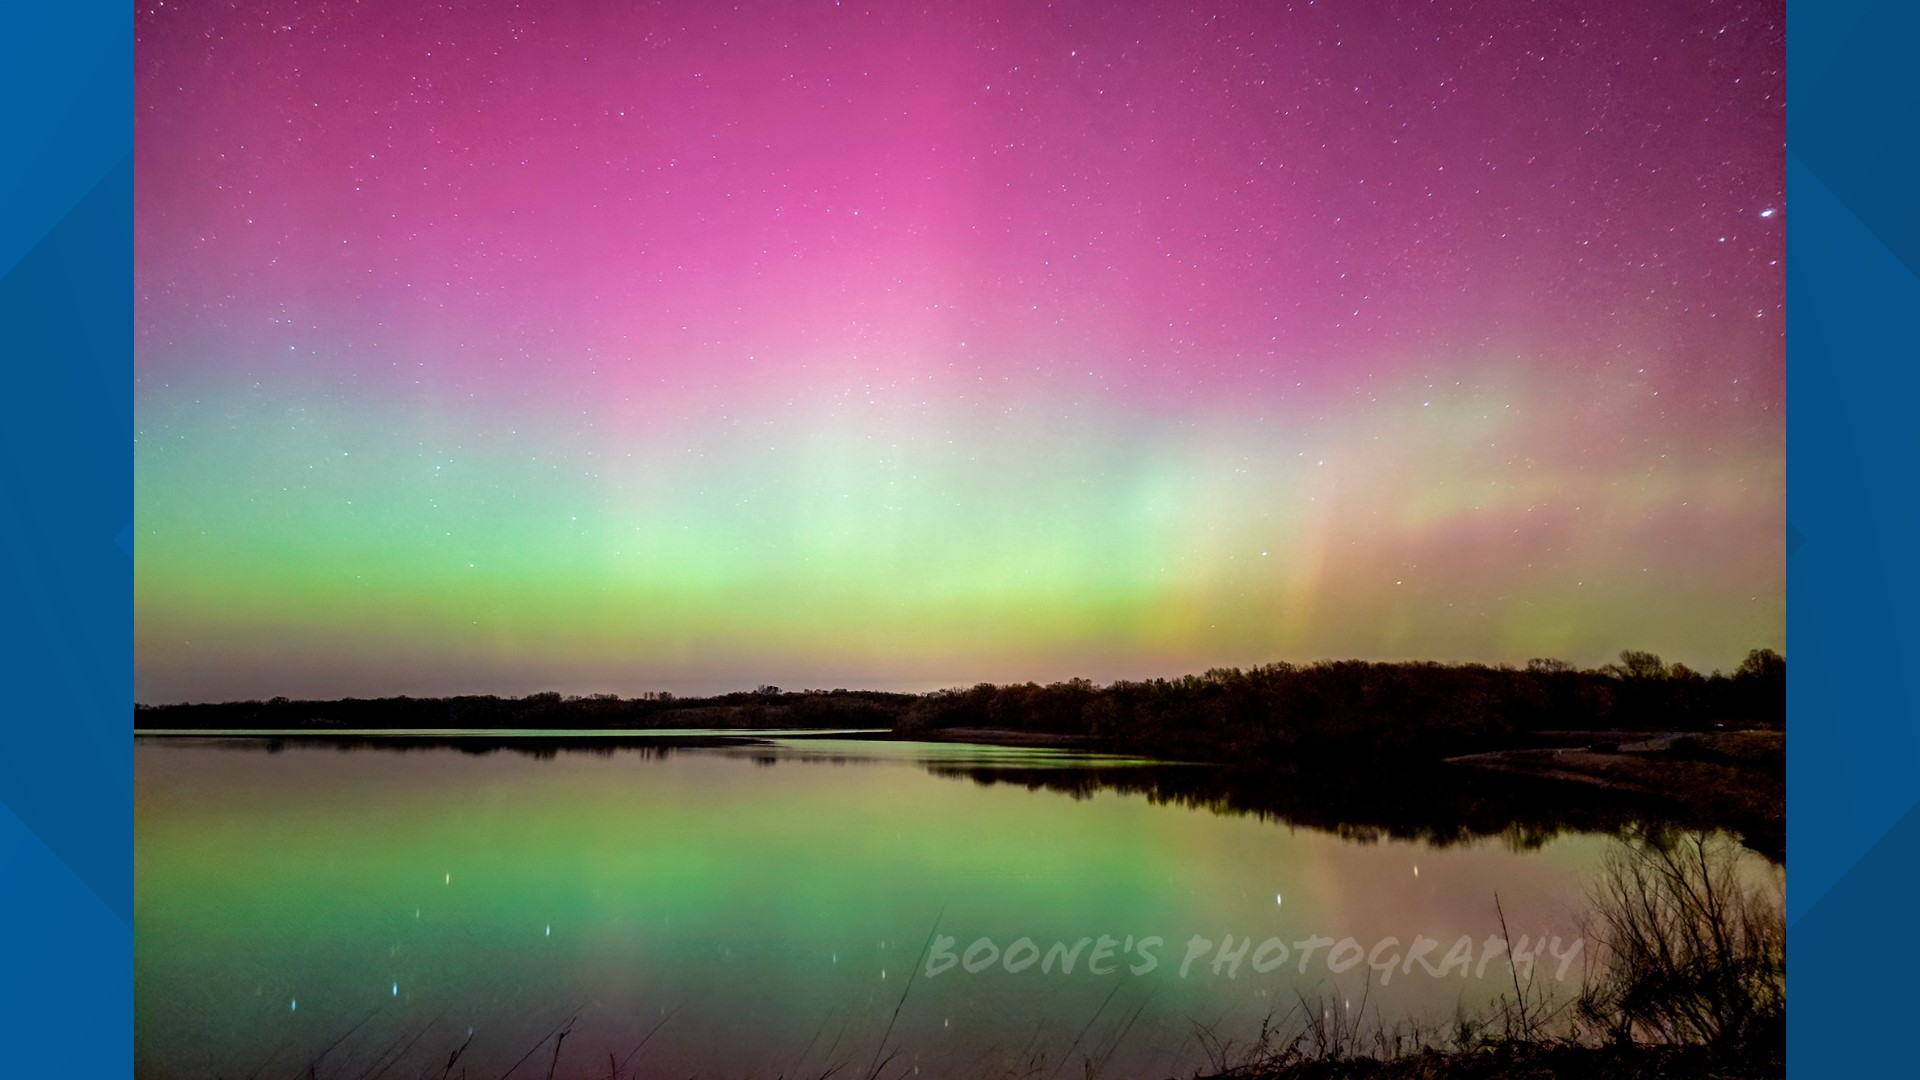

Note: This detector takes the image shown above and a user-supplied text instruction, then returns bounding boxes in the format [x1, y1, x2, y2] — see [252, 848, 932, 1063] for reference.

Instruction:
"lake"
[136, 733, 1644, 1079]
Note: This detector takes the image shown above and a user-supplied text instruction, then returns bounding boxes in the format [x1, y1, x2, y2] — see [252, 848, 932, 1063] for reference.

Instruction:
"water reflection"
[134, 734, 1769, 1080]
[140, 732, 1776, 859]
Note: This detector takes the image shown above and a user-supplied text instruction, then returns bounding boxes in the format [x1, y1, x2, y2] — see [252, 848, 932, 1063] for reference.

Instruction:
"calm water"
[136, 734, 1621, 1079]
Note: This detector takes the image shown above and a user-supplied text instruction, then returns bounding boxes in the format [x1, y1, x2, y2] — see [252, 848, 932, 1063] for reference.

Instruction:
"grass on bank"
[1187, 831, 1783, 1080]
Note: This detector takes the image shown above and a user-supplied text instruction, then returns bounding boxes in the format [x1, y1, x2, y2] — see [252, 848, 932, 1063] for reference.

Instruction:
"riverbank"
[1445, 729, 1783, 859]
[1194, 1041, 1782, 1079]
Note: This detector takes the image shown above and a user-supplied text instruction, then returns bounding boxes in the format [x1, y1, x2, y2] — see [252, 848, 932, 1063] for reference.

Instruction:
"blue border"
[0, 1, 132, 1075]
[0, 1, 1911, 1076]
[1785, 0, 1920, 1073]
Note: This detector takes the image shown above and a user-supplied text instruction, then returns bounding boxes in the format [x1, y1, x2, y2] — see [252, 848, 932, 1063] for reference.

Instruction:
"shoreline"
[135, 722, 1785, 861]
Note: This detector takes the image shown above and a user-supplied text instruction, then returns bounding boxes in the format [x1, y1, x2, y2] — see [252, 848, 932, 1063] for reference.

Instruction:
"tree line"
[135, 686, 915, 732]
[897, 649, 1784, 761]
[136, 648, 1783, 763]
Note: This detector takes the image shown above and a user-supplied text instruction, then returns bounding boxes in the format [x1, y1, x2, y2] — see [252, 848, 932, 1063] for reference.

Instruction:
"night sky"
[135, 0, 1784, 702]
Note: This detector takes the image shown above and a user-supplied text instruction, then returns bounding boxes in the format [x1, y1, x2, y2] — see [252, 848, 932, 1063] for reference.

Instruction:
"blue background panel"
[1786, 0, 1920, 1072]
[0, 2, 133, 1076]
[0, 1, 1913, 1077]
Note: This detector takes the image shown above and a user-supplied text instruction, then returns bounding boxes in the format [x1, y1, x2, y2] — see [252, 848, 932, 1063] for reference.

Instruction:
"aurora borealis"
[134, 0, 1785, 702]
